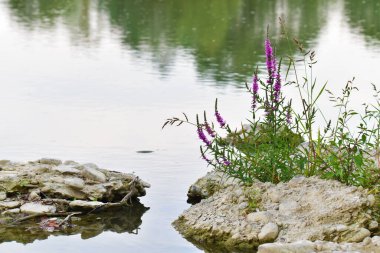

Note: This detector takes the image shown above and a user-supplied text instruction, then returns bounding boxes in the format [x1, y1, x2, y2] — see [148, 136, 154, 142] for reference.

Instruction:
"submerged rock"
[174, 171, 379, 252]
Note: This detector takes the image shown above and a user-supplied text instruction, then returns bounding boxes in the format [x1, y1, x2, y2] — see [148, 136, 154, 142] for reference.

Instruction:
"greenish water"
[0, 0, 379, 252]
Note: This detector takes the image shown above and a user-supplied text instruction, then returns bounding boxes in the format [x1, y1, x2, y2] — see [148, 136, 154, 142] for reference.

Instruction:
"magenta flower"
[252, 73, 259, 109]
[265, 38, 276, 83]
[286, 109, 292, 124]
[197, 127, 211, 146]
[222, 158, 231, 166]
[215, 111, 226, 128]
[274, 70, 281, 103]
[204, 122, 216, 137]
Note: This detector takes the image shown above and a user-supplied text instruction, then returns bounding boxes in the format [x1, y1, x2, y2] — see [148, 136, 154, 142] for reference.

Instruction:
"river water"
[0, 0, 379, 252]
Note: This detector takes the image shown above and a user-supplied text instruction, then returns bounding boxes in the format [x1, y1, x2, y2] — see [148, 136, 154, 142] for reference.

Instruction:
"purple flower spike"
[215, 111, 226, 128]
[265, 38, 275, 82]
[274, 71, 281, 103]
[286, 109, 292, 124]
[252, 73, 259, 109]
[197, 127, 211, 146]
[205, 122, 216, 137]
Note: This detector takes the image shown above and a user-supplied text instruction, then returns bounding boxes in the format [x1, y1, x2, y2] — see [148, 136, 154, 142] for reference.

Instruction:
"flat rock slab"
[0, 158, 149, 216]
[20, 203, 56, 214]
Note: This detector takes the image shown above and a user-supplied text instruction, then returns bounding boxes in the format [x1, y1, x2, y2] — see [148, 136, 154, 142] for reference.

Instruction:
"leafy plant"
[164, 27, 380, 189]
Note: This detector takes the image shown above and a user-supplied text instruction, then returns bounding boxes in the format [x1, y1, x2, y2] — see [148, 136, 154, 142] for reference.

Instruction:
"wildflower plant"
[163, 28, 380, 188]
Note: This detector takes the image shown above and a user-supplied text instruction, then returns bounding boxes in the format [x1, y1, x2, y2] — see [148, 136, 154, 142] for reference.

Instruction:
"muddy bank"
[173, 171, 379, 252]
[0, 158, 150, 233]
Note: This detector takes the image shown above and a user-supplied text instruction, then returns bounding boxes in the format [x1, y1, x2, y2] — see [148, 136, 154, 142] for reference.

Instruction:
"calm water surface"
[0, 0, 379, 252]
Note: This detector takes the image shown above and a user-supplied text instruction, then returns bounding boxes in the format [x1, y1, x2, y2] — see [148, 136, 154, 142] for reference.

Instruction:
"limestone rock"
[258, 222, 279, 242]
[80, 164, 107, 183]
[20, 203, 56, 214]
[0, 192, 6, 201]
[2, 208, 20, 215]
[0, 201, 21, 209]
[64, 177, 85, 189]
[37, 158, 62, 166]
[258, 240, 315, 253]
[69, 200, 104, 211]
[247, 211, 272, 224]
[343, 228, 371, 243]
[53, 165, 80, 175]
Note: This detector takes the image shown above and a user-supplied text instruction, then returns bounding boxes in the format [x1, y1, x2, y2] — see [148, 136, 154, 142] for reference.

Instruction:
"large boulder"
[173, 172, 379, 252]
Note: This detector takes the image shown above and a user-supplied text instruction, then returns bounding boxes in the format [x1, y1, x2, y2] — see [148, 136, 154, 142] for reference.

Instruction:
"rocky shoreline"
[173, 171, 380, 253]
[0, 158, 150, 225]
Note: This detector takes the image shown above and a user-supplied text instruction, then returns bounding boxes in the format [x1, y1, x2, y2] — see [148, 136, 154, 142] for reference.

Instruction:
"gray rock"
[344, 228, 371, 243]
[368, 220, 378, 231]
[2, 208, 20, 215]
[38, 158, 62, 166]
[20, 203, 56, 214]
[28, 190, 41, 201]
[258, 240, 315, 253]
[0, 201, 21, 209]
[64, 177, 85, 189]
[0, 192, 6, 201]
[81, 165, 107, 183]
[367, 194, 376, 207]
[247, 211, 272, 224]
[41, 183, 87, 200]
[279, 200, 299, 215]
[258, 222, 279, 242]
[69, 200, 104, 211]
[372, 236, 380, 246]
[53, 165, 81, 175]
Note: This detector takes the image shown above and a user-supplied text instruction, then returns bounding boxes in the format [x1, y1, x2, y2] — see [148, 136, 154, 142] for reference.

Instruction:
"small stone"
[368, 220, 379, 231]
[372, 236, 380, 246]
[362, 236, 372, 245]
[336, 224, 348, 232]
[28, 190, 41, 201]
[54, 165, 80, 174]
[258, 240, 315, 253]
[258, 222, 279, 242]
[38, 158, 62, 166]
[80, 164, 107, 183]
[367, 194, 376, 207]
[0, 201, 21, 209]
[0, 192, 6, 201]
[345, 228, 371, 243]
[20, 203, 56, 214]
[247, 211, 271, 224]
[69, 200, 104, 211]
[64, 177, 85, 189]
[2, 208, 20, 215]
[238, 202, 248, 209]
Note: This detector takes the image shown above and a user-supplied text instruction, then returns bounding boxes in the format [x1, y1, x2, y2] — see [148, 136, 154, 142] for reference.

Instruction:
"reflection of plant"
[164, 33, 380, 189]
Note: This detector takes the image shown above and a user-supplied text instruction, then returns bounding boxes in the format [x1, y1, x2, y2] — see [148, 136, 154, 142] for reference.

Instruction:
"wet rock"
[64, 177, 85, 189]
[20, 203, 56, 214]
[258, 222, 279, 242]
[80, 164, 107, 183]
[0, 201, 21, 209]
[37, 158, 62, 166]
[69, 200, 104, 211]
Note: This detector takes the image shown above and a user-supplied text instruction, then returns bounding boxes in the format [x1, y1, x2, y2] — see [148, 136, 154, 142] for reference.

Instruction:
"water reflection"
[0, 203, 149, 244]
[8, 0, 333, 84]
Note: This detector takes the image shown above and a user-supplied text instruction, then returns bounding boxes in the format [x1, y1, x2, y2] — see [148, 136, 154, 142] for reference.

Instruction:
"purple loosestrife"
[252, 73, 259, 110]
[265, 38, 276, 84]
[286, 109, 292, 124]
[215, 111, 226, 128]
[274, 69, 281, 103]
[197, 127, 211, 146]
[223, 158, 231, 166]
[201, 152, 212, 164]
[204, 122, 216, 137]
